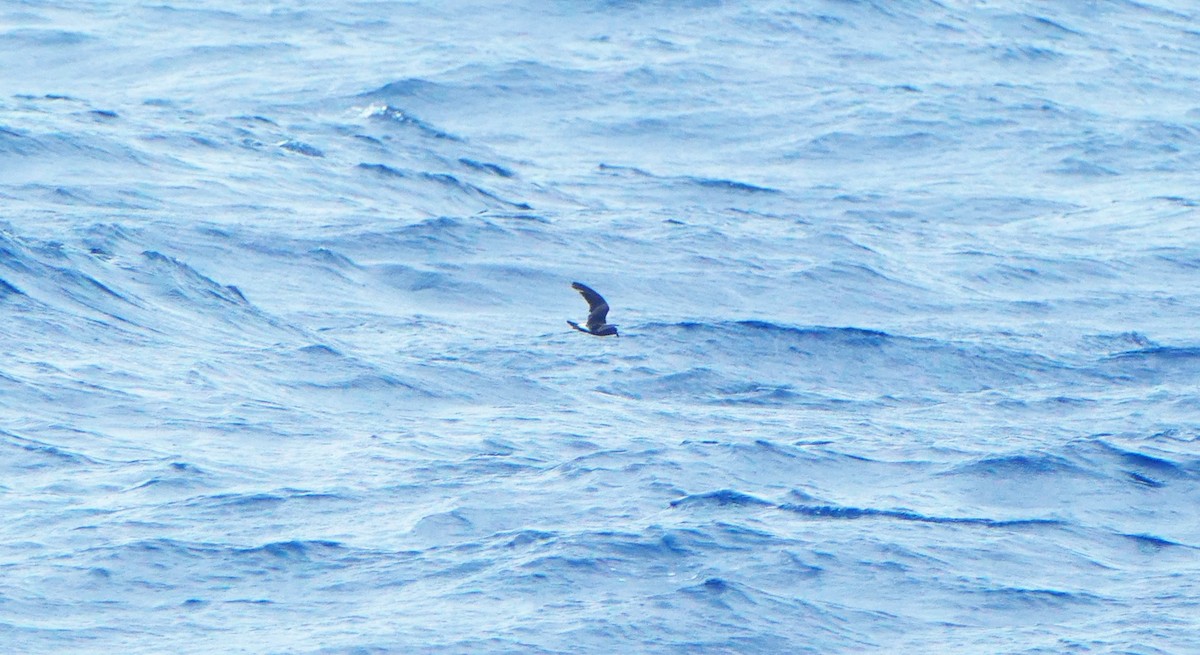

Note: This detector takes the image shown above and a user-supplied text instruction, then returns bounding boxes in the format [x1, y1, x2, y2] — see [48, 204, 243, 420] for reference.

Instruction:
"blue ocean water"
[2, 0, 1200, 652]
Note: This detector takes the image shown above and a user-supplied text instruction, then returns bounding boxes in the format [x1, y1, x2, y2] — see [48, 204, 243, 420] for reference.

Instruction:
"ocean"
[2, 1, 1199, 653]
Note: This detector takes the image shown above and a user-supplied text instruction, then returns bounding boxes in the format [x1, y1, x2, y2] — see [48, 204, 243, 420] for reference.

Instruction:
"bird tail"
[566, 320, 589, 333]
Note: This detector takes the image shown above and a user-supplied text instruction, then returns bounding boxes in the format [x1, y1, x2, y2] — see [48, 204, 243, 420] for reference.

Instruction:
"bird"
[567, 282, 619, 336]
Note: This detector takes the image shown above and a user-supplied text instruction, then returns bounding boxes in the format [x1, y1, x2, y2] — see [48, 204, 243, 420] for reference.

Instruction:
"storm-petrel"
[567, 282, 619, 337]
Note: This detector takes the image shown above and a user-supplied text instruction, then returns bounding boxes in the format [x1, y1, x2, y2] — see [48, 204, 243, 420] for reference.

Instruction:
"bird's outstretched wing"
[572, 281, 610, 330]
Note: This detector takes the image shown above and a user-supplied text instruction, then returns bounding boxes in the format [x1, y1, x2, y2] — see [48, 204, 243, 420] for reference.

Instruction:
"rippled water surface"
[3, 1, 1200, 653]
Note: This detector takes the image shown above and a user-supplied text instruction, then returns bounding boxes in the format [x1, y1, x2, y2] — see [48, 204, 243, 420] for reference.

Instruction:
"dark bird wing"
[572, 281, 610, 330]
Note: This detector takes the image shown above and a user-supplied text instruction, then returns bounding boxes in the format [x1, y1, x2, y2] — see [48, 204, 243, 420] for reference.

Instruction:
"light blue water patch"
[2, 1, 1200, 653]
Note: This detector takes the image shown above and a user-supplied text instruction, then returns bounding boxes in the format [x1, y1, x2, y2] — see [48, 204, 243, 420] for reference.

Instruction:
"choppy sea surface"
[3, 1, 1200, 653]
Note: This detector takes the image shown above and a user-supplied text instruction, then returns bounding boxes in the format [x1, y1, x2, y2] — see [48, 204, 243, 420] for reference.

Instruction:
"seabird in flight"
[567, 281, 619, 337]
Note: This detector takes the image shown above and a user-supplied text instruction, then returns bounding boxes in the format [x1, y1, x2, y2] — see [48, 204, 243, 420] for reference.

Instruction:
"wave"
[83, 537, 350, 568]
[669, 489, 775, 509]
[1122, 533, 1191, 550]
[276, 139, 323, 157]
[596, 163, 784, 200]
[357, 163, 531, 210]
[624, 320, 1081, 397]
[0, 227, 148, 329]
[667, 486, 1065, 529]
[778, 503, 1063, 528]
[360, 103, 461, 140]
[1052, 157, 1120, 177]
[789, 131, 953, 160]
[0, 276, 23, 296]
[943, 452, 1093, 479]
[1, 429, 99, 467]
[600, 366, 813, 406]
[0, 226, 273, 339]
[458, 157, 515, 178]
[0, 28, 94, 46]
[1107, 345, 1200, 363]
[1099, 345, 1200, 385]
[935, 439, 1197, 502]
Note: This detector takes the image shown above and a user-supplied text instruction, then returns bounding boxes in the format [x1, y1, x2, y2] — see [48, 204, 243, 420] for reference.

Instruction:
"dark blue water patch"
[421, 172, 532, 210]
[0, 276, 23, 296]
[140, 250, 246, 305]
[974, 585, 1100, 611]
[678, 576, 758, 610]
[46, 265, 126, 303]
[1, 430, 97, 467]
[683, 176, 781, 194]
[597, 162, 652, 177]
[232, 114, 279, 128]
[593, 163, 786, 207]
[1121, 533, 1189, 551]
[121, 462, 211, 493]
[223, 284, 247, 302]
[656, 320, 893, 348]
[277, 139, 324, 157]
[88, 537, 351, 574]
[1147, 427, 1199, 443]
[1117, 451, 1185, 475]
[458, 158, 514, 178]
[357, 164, 531, 210]
[298, 343, 344, 358]
[1126, 471, 1164, 488]
[554, 448, 647, 478]
[0, 124, 26, 140]
[779, 503, 1063, 528]
[988, 12, 1084, 38]
[1155, 195, 1199, 207]
[1079, 331, 1155, 354]
[6, 238, 133, 309]
[670, 489, 774, 509]
[233, 539, 346, 564]
[1150, 246, 1200, 270]
[124, 476, 208, 493]
[1107, 346, 1200, 364]
[497, 529, 558, 550]
[516, 554, 606, 585]
[395, 215, 488, 241]
[307, 247, 358, 269]
[1099, 346, 1200, 385]
[734, 8, 849, 34]
[994, 44, 1064, 62]
[713, 384, 807, 405]
[699, 576, 730, 593]
[357, 162, 407, 178]
[944, 452, 1093, 479]
[571, 528, 707, 561]
[193, 492, 291, 510]
[1086, 440, 1193, 479]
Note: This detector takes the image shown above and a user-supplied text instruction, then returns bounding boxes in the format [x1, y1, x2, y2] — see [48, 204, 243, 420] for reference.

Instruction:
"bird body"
[568, 282, 619, 336]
